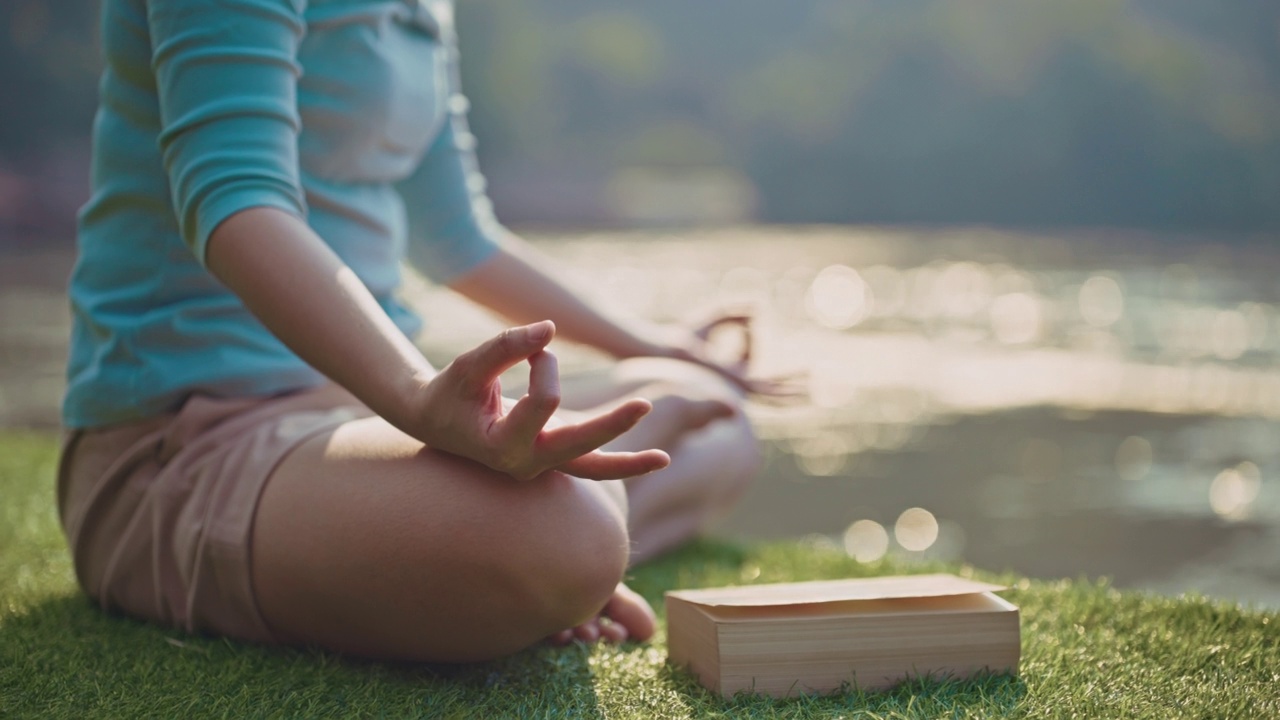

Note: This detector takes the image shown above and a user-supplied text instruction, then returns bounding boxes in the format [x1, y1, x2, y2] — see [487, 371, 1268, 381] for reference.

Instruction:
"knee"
[623, 357, 763, 480]
[711, 410, 764, 500]
[512, 476, 630, 632]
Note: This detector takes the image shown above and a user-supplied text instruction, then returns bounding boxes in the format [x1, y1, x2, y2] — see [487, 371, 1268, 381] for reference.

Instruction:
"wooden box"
[665, 574, 1020, 698]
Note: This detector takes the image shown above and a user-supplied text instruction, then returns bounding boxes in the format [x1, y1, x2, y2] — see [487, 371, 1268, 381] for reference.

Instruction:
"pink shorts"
[57, 384, 372, 643]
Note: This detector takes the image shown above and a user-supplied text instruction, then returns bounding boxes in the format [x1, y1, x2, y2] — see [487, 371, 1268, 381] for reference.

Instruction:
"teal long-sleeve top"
[65, 0, 502, 428]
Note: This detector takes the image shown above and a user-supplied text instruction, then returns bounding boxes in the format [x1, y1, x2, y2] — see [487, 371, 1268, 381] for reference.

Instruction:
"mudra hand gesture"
[415, 320, 671, 481]
[643, 312, 807, 402]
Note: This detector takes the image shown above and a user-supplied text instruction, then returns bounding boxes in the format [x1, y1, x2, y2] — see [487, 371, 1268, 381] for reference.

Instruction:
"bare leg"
[251, 357, 758, 661]
[557, 358, 762, 564]
[250, 415, 642, 663]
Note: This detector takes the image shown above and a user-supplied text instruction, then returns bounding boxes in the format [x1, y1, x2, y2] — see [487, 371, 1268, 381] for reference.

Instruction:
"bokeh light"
[843, 519, 889, 563]
[862, 265, 907, 317]
[894, 507, 940, 552]
[1209, 462, 1262, 520]
[905, 265, 942, 320]
[807, 356, 861, 410]
[1242, 303, 1269, 349]
[790, 431, 852, 477]
[989, 292, 1044, 344]
[936, 262, 993, 319]
[719, 265, 772, 306]
[1114, 436, 1154, 482]
[1079, 275, 1125, 328]
[806, 264, 871, 329]
[929, 519, 968, 562]
[1211, 309, 1250, 361]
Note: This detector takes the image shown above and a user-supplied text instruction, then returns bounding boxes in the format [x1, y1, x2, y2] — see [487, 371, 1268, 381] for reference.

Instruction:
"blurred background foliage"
[2, 0, 1278, 232]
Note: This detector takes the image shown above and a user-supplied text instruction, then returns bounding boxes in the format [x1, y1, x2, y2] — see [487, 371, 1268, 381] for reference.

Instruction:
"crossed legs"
[556, 358, 761, 563]
[249, 358, 759, 662]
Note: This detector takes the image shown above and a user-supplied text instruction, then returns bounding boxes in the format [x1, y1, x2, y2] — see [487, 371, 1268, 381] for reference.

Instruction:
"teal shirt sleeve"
[148, 0, 309, 263]
[397, 94, 502, 285]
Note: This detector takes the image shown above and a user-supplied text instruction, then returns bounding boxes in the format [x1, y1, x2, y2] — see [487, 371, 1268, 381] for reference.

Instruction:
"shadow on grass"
[4, 541, 1026, 719]
[654, 648, 1027, 717]
[633, 540, 1029, 717]
[1, 592, 606, 718]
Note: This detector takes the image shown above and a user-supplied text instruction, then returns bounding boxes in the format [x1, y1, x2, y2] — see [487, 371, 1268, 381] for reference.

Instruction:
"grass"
[1, 431, 1277, 719]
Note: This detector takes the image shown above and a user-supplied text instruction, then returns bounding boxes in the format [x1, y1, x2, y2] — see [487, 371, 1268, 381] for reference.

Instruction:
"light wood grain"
[666, 575, 1021, 698]
[666, 574, 1006, 607]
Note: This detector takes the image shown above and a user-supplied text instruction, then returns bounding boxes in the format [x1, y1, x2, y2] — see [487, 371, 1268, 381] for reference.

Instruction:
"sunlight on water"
[386, 227, 1280, 606]
[1209, 462, 1262, 520]
[1078, 275, 1125, 328]
[936, 261, 993, 320]
[1242, 302, 1269, 348]
[1114, 436, 1154, 482]
[989, 292, 1044, 344]
[408, 230, 1280, 441]
[719, 265, 773, 307]
[805, 264, 870, 329]
[842, 519, 889, 563]
[1018, 438, 1062, 484]
[788, 430, 851, 477]
[6, 227, 1280, 605]
[1211, 309, 1250, 361]
[894, 507, 940, 552]
[862, 265, 906, 317]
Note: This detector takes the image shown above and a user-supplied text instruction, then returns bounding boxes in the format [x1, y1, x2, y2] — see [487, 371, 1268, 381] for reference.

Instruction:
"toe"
[573, 621, 601, 643]
[604, 583, 657, 642]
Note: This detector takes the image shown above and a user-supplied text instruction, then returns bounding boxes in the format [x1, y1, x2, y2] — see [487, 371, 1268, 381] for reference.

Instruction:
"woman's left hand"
[644, 313, 807, 401]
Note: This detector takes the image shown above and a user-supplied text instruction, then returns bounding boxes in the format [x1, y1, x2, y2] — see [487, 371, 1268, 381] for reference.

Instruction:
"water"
[4, 227, 1278, 606]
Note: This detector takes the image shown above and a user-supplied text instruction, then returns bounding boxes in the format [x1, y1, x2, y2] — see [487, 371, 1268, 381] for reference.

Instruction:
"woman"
[60, 0, 773, 662]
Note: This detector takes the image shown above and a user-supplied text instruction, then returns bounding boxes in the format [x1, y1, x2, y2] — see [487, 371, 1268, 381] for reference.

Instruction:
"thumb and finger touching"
[459, 320, 556, 392]
[693, 313, 753, 365]
[494, 348, 561, 447]
[455, 321, 669, 480]
[693, 314, 813, 402]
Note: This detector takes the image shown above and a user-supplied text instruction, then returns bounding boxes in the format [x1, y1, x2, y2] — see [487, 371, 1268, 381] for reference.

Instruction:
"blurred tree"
[6, 0, 1279, 232]
[0, 0, 99, 166]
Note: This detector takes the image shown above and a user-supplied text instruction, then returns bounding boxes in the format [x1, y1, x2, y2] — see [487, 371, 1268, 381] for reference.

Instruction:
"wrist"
[612, 322, 682, 360]
[373, 367, 438, 441]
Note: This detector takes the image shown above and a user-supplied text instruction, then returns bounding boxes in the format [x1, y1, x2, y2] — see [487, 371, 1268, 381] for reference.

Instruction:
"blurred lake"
[3, 226, 1278, 607]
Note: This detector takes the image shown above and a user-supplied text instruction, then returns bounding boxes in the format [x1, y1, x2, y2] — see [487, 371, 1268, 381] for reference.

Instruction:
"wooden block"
[665, 574, 1020, 698]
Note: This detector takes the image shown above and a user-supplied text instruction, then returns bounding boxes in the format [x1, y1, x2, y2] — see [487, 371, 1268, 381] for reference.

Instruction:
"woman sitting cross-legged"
[60, 0, 789, 662]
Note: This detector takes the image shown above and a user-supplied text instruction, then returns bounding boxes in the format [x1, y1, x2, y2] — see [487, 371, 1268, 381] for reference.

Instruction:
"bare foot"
[603, 393, 735, 454]
[548, 582, 657, 646]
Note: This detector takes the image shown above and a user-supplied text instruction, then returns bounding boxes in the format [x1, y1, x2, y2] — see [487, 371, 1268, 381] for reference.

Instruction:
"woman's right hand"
[410, 320, 671, 481]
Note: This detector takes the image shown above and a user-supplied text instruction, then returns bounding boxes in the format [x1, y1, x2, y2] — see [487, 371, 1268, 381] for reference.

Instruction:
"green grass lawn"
[2, 431, 1277, 719]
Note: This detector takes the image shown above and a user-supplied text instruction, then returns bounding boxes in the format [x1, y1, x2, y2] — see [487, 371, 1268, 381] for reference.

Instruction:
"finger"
[739, 319, 753, 364]
[559, 449, 671, 481]
[747, 376, 811, 404]
[548, 628, 574, 646]
[702, 313, 754, 365]
[457, 321, 555, 389]
[752, 371, 810, 393]
[536, 399, 653, 463]
[495, 349, 560, 446]
[693, 313, 750, 341]
[695, 359, 753, 395]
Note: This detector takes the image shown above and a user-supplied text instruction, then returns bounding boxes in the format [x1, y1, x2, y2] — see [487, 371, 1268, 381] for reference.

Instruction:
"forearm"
[448, 236, 663, 359]
[206, 206, 434, 431]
